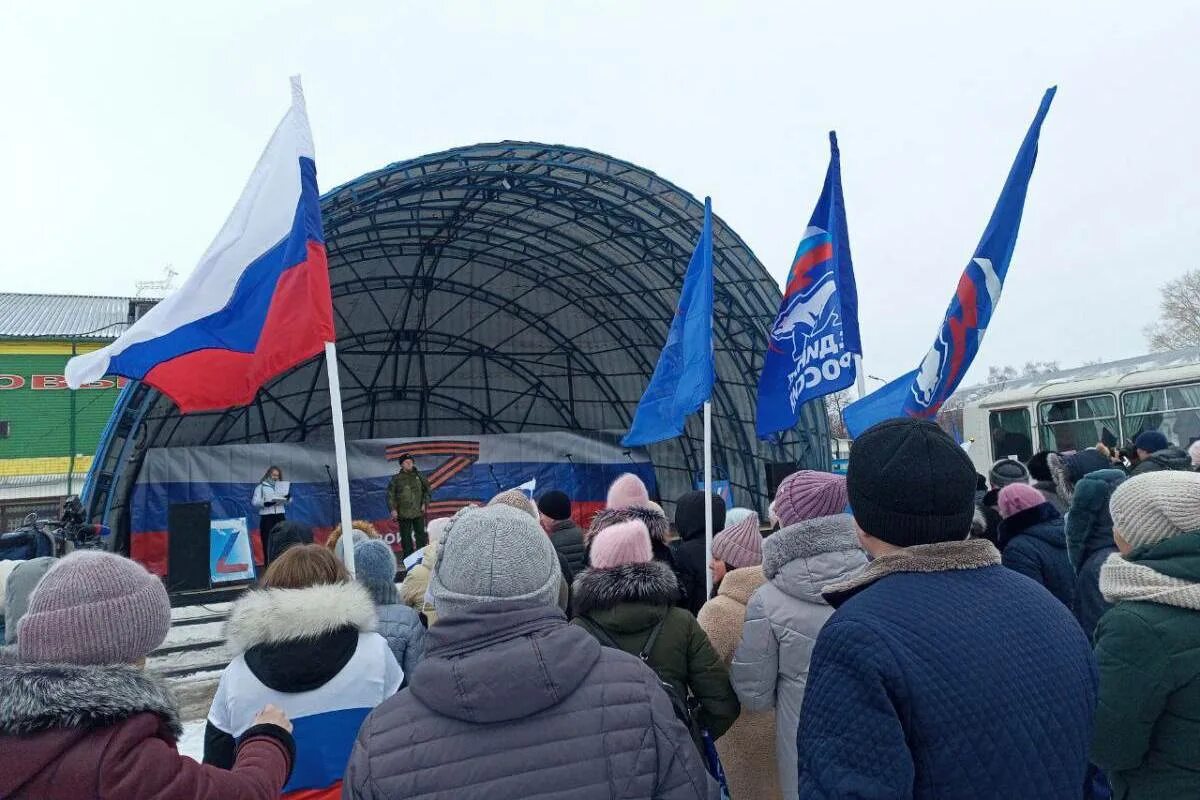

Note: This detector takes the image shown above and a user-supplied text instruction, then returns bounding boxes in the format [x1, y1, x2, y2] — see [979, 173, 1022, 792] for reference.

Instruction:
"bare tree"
[824, 389, 856, 439]
[1145, 269, 1200, 350]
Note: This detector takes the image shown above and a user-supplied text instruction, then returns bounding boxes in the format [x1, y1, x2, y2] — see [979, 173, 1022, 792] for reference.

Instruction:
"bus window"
[1124, 383, 1200, 447]
[1038, 394, 1117, 453]
[989, 409, 1032, 463]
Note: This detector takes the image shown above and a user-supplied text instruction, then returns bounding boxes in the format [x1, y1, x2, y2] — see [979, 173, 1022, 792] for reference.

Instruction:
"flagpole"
[324, 341, 356, 577]
[704, 400, 713, 599]
[855, 355, 867, 399]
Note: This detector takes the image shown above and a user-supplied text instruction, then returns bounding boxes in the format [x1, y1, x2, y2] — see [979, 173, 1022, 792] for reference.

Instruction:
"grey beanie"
[354, 539, 400, 606]
[4, 556, 57, 645]
[430, 505, 562, 619]
[1109, 471, 1200, 549]
[989, 458, 1030, 489]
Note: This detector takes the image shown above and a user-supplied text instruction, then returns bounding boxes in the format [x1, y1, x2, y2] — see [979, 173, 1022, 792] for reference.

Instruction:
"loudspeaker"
[167, 501, 211, 594]
[764, 461, 800, 499]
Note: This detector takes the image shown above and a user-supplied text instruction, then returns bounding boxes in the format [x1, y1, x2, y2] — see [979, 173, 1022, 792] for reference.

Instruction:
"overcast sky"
[2, 1, 1198, 387]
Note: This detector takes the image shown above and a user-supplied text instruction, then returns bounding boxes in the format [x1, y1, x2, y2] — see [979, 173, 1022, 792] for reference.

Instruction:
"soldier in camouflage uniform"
[387, 454, 432, 557]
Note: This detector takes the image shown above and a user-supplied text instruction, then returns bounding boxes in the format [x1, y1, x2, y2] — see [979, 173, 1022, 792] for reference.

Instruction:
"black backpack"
[578, 614, 700, 741]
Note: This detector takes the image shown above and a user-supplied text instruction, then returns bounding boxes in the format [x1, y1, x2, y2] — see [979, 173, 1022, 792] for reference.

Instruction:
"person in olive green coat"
[1092, 471, 1200, 799]
[387, 454, 432, 557]
[572, 518, 740, 750]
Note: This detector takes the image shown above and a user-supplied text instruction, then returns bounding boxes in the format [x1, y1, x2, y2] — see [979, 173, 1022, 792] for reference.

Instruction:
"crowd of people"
[1, 418, 1199, 798]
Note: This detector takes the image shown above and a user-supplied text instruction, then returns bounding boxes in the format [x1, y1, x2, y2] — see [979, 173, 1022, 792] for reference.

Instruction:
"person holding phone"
[253, 466, 291, 563]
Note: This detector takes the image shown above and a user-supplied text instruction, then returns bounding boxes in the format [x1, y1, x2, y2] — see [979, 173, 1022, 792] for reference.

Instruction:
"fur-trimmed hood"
[822, 538, 1002, 608]
[587, 506, 670, 546]
[761, 514, 867, 604]
[571, 560, 679, 616]
[0, 661, 181, 739]
[225, 581, 377, 654]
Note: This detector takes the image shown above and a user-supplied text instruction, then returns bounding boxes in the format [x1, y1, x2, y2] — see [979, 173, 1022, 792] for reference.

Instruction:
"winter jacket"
[0, 660, 294, 800]
[797, 539, 1098, 800]
[386, 469, 431, 519]
[549, 518, 588, 576]
[205, 581, 401, 800]
[375, 603, 425, 680]
[1129, 446, 1192, 476]
[1067, 468, 1128, 637]
[671, 491, 727, 616]
[1034, 479, 1069, 514]
[730, 514, 866, 799]
[251, 480, 288, 516]
[1092, 532, 1200, 799]
[698, 565, 782, 800]
[572, 559, 740, 742]
[997, 502, 1075, 608]
[400, 541, 437, 624]
[344, 601, 719, 799]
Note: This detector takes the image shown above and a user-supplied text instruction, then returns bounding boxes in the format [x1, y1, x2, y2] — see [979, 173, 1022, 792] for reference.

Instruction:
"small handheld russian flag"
[65, 77, 335, 413]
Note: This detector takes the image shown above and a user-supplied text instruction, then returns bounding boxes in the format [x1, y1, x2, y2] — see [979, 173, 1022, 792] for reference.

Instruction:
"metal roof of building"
[0, 293, 135, 340]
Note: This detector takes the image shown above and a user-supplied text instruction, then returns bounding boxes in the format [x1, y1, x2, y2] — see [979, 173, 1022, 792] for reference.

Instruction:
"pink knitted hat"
[711, 513, 763, 569]
[774, 470, 848, 527]
[18, 550, 171, 665]
[997, 483, 1046, 519]
[589, 519, 653, 569]
[607, 473, 651, 510]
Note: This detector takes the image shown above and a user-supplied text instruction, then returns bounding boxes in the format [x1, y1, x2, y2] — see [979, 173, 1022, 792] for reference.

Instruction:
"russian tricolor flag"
[66, 77, 335, 412]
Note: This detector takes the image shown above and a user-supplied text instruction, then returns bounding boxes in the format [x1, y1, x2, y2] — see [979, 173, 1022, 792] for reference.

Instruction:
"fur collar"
[762, 514, 859, 580]
[998, 503, 1061, 547]
[823, 539, 1002, 608]
[587, 507, 670, 546]
[225, 580, 376, 654]
[716, 565, 766, 606]
[0, 662, 181, 738]
[572, 560, 679, 616]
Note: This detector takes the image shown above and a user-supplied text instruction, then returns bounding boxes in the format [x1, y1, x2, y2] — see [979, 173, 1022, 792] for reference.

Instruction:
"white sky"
[2, 1, 1198, 387]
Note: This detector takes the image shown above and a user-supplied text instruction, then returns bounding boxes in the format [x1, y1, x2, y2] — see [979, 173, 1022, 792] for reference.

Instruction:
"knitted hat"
[847, 418, 977, 547]
[997, 483, 1047, 519]
[774, 471, 848, 528]
[488, 489, 539, 519]
[1134, 430, 1170, 454]
[3, 556, 56, 646]
[589, 519, 653, 569]
[711, 513, 763, 569]
[354, 539, 400, 605]
[430, 505, 562, 619]
[18, 551, 171, 665]
[607, 473, 651, 510]
[427, 516, 450, 545]
[1109, 471, 1200, 549]
[989, 458, 1030, 489]
[537, 490, 572, 521]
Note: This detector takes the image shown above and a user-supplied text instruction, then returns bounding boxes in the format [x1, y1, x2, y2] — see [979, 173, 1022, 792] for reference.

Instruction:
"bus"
[961, 348, 1200, 476]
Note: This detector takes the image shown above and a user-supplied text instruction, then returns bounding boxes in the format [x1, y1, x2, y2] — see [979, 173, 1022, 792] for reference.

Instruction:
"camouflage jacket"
[388, 470, 431, 518]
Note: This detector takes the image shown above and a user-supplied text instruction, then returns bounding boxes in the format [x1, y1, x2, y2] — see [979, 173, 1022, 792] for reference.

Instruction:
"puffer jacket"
[997, 502, 1075, 608]
[400, 542, 438, 624]
[375, 603, 425, 680]
[730, 514, 866, 799]
[1092, 532, 1200, 799]
[0, 660, 294, 800]
[549, 518, 588, 576]
[572, 559, 740, 743]
[698, 566, 782, 800]
[671, 491, 727, 615]
[343, 601, 719, 799]
[204, 581, 401, 799]
[1130, 446, 1192, 476]
[1067, 468, 1127, 637]
[797, 540, 1097, 800]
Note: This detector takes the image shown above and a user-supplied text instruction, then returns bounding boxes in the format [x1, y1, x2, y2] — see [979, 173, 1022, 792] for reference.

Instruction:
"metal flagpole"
[855, 354, 867, 399]
[704, 400, 713, 599]
[324, 341, 356, 577]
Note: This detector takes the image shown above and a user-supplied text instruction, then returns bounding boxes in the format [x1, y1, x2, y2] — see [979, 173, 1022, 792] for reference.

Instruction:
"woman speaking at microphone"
[253, 466, 291, 565]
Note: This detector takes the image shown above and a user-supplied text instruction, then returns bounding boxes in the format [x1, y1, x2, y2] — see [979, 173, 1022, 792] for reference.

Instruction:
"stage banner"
[209, 517, 255, 584]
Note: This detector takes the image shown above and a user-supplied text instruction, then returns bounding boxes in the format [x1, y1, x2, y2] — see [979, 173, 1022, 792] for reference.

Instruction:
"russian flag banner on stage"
[65, 77, 334, 412]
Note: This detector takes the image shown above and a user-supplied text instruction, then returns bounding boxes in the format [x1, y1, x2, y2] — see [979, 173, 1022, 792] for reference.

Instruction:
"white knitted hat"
[1109, 471, 1200, 549]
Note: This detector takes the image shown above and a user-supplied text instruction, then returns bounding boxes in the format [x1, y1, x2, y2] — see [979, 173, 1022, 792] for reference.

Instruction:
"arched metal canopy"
[87, 141, 830, 534]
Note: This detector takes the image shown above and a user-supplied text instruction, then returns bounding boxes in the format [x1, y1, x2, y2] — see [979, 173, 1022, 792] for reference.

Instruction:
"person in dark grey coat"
[344, 505, 718, 800]
[537, 489, 588, 576]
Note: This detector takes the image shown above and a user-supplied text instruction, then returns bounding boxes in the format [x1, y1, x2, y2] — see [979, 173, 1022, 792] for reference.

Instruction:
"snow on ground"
[178, 719, 206, 761]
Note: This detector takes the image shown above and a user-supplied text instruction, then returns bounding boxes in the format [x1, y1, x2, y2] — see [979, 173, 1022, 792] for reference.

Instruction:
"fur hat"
[774, 471, 848, 528]
[607, 473, 651, 510]
[488, 489, 540, 519]
[326, 519, 379, 553]
[18, 551, 171, 665]
[711, 513, 763, 569]
[430, 506, 562, 619]
[1135, 430, 1170, 454]
[1109, 471, 1200, 549]
[998, 483, 1047, 519]
[589, 520, 653, 569]
[354, 539, 400, 605]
